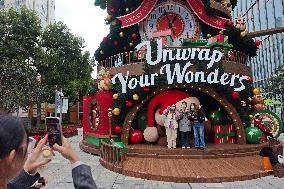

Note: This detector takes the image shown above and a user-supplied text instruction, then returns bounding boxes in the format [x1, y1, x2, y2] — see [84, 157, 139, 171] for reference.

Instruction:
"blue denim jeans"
[180, 132, 189, 147]
[193, 123, 205, 148]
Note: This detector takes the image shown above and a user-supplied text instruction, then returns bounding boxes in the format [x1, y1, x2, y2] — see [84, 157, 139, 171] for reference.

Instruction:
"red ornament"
[110, 8, 116, 13]
[143, 86, 150, 92]
[113, 40, 118, 46]
[255, 40, 261, 46]
[130, 130, 143, 144]
[103, 37, 108, 42]
[247, 76, 253, 82]
[125, 100, 133, 107]
[231, 91, 240, 100]
[227, 21, 233, 26]
[131, 33, 138, 38]
[114, 126, 123, 134]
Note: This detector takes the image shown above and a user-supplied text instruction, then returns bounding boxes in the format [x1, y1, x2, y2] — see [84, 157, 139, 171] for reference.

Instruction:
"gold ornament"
[253, 88, 261, 95]
[219, 30, 224, 35]
[249, 115, 254, 120]
[119, 32, 124, 37]
[240, 30, 248, 37]
[113, 93, 119, 100]
[133, 94, 139, 101]
[207, 34, 212, 38]
[112, 108, 121, 116]
[106, 14, 112, 21]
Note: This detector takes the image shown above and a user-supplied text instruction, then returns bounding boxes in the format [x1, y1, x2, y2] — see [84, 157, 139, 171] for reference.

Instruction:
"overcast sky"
[55, 0, 109, 78]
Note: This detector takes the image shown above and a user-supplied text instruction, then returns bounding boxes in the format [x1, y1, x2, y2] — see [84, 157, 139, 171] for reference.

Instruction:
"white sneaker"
[187, 146, 191, 149]
[182, 146, 186, 149]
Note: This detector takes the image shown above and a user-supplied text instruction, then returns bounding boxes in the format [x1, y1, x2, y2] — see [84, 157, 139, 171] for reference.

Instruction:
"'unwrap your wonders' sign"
[112, 39, 249, 94]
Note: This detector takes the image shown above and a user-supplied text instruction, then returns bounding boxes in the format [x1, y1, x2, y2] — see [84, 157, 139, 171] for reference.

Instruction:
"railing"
[100, 141, 125, 169]
[98, 47, 249, 69]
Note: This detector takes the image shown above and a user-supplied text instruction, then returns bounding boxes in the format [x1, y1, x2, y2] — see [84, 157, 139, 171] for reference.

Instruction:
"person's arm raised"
[53, 138, 97, 189]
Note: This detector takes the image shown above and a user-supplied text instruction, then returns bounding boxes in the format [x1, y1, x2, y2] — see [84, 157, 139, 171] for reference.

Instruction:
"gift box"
[214, 125, 236, 144]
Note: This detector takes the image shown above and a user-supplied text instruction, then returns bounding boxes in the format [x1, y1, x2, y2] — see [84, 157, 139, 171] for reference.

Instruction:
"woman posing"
[179, 101, 192, 149]
[189, 103, 206, 150]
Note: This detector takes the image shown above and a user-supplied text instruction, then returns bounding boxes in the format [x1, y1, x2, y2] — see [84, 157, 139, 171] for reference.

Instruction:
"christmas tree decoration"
[119, 32, 124, 37]
[231, 91, 240, 100]
[129, 42, 133, 47]
[209, 110, 224, 125]
[113, 141, 125, 148]
[251, 95, 265, 111]
[112, 108, 121, 116]
[143, 87, 150, 92]
[132, 33, 138, 38]
[240, 30, 247, 37]
[110, 8, 116, 13]
[247, 76, 253, 82]
[213, 125, 236, 144]
[227, 20, 233, 26]
[130, 130, 143, 144]
[219, 30, 224, 35]
[253, 88, 261, 95]
[114, 125, 123, 134]
[241, 101, 247, 107]
[126, 8, 130, 13]
[125, 100, 133, 107]
[133, 94, 139, 101]
[114, 40, 119, 46]
[207, 34, 212, 38]
[106, 14, 112, 21]
[113, 93, 119, 100]
[100, 50, 104, 54]
[255, 39, 261, 46]
[245, 126, 262, 144]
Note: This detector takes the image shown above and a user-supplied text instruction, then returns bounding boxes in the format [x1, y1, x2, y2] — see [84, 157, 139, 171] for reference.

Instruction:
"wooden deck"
[121, 155, 270, 183]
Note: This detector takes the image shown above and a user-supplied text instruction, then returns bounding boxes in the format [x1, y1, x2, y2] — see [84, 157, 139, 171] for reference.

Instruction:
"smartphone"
[46, 117, 62, 147]
[38, 177, 45, 186]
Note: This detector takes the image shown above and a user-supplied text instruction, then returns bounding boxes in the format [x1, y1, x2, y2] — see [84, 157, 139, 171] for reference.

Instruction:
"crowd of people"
[163, 102, 206, 150]
[0, 114, 97, 189]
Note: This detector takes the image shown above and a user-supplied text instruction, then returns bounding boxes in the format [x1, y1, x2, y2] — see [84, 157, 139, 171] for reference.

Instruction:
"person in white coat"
[163, 105, 181, 149]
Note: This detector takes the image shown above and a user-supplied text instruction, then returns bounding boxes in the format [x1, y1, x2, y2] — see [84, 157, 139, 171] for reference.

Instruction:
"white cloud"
[55, 0, 109, 78]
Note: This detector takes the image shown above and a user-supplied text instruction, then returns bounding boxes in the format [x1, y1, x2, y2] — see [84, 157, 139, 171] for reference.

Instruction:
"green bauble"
[245, 126, 262, 144]
[209, 110, 224, 125]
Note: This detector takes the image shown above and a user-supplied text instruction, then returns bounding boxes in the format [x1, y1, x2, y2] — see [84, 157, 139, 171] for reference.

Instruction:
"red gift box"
[214, 125, 236, 144]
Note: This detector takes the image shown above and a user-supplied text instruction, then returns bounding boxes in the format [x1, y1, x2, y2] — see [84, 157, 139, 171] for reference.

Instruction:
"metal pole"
[55, 88, 58, 117]
[60, 89, 63, 124]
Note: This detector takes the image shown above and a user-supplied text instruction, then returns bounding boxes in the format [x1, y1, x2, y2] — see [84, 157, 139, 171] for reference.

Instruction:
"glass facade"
[0, 0, 4, 9]
[234, 0, 284, 120]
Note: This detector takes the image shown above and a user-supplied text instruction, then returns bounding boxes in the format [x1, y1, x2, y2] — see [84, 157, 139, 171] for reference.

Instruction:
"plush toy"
[97, 67, 112, 91]
[251, 95, 265, 111]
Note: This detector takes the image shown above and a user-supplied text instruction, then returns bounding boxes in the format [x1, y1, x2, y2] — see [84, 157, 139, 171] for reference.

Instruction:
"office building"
[0, 0, 55, 28]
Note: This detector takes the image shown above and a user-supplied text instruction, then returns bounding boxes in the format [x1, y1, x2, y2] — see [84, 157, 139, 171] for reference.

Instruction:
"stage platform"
[98, 142, 282, 183]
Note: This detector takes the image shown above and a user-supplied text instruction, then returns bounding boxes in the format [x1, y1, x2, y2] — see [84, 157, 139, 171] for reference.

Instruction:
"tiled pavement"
[40, 129, 284, 189]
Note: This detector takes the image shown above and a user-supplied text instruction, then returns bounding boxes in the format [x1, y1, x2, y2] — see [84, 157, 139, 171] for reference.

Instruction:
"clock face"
[142, 1, 197, 46]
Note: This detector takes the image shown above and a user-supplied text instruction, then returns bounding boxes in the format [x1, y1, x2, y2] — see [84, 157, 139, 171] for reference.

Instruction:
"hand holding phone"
[46, 117, 62, 147]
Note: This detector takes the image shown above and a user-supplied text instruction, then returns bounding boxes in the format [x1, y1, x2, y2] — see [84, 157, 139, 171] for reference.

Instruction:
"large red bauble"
[114, 126, 122, 134]
[255, 40, 261, 46]
[130, 130, 143, 144]
[231, 91, 240, 100]
[227, 21, 233, 26]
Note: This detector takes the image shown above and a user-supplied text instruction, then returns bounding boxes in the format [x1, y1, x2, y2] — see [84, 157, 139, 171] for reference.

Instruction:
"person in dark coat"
[0, 114, 97, 189]
[179, 101, 192, 149]
[189, 104, 206, 150]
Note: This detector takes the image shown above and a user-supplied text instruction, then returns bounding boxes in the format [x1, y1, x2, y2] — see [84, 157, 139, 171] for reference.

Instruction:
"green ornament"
[113, 142, 125, 148]
[245, 126, 262, 144]
[209, 110, 224, 125]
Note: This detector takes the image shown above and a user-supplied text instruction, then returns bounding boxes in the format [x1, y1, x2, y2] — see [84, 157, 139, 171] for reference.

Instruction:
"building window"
[0, 0, 4, 9]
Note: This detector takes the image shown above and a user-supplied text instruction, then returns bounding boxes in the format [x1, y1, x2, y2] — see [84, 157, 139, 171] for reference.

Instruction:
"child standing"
[163, 105, 180, 149]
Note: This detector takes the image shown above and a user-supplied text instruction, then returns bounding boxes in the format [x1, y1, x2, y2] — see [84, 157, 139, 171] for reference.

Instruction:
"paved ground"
[39, 129, 284, 189]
